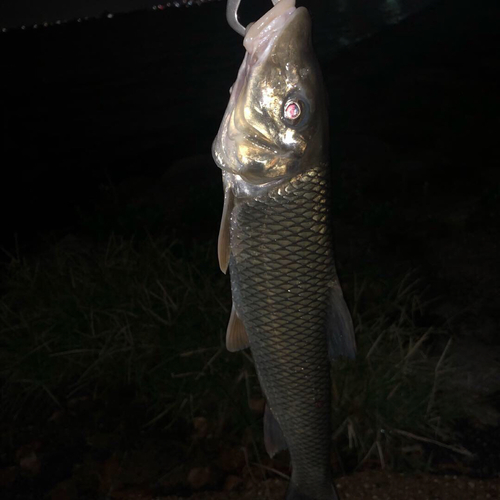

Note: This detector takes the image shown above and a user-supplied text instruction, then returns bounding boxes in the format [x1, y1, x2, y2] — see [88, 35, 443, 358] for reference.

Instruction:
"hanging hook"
[227, 0, 280, 36]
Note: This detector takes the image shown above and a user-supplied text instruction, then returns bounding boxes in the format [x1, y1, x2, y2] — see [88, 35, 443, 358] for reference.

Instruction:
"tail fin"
[285, 482, 340, 500]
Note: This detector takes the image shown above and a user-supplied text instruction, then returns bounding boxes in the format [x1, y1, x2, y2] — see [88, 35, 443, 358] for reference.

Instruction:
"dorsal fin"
[226, 304, 250, 352]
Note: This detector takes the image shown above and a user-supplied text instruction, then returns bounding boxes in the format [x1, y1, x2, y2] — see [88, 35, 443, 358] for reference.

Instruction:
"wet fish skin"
[229, 165, 339, 500]
[212, 1, 355, 499]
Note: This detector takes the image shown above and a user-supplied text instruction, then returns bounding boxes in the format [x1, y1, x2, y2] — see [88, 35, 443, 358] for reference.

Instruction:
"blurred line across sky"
[0, 0, 437, 31]
[0, 0, 209, 29]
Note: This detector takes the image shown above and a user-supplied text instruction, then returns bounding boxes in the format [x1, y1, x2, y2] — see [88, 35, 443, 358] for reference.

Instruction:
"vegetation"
[330, 272, 471, 472]
[0, 234, 469, 471]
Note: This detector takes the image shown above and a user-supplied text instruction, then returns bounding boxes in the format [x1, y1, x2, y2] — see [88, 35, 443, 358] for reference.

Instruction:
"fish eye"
[284, 101, 301, 121]
[282, 98, 308, 127]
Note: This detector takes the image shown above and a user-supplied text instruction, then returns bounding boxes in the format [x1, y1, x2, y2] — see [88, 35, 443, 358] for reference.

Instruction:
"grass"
[0, 233, 469, 471]
[331, 272, 471, 471]
[0, 234, 253, 428]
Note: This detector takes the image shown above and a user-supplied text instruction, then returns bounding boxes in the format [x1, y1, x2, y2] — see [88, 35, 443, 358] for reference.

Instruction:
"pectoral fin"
[327, 280, 357, 360]
[226, 304, 250, 352]
[264, 404, 288, 458]
[218, 186, 234, 274]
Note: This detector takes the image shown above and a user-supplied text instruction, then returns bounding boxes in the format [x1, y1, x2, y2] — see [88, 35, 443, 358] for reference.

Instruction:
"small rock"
[99, 455, 124, 494]
[192, 417, 209, 439]
[108, 486, 154, 499]
[218, 447, 245, 472]
[0, 466, 19, 487]
[18, 451, 40, 475]
[49, 479, 78, 500]
[224, 474, 243, 491]
[48, 410, 66, 424]
[187, 466, 211, 489]
[248, 398, 265, 414]
[67, 395, 91, 412]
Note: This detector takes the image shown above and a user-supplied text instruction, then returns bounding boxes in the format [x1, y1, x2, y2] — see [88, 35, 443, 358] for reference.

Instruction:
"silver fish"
[212, 1, 356, 499]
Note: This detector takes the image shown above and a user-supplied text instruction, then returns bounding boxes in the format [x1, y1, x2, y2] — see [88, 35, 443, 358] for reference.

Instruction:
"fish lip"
[243, 0, 299, 63]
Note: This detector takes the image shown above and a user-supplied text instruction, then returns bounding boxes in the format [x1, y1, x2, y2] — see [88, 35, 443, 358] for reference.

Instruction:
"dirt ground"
[2, 410, 498, 500]
[172, 473, 500, 500]
[48, 472, 499, 500]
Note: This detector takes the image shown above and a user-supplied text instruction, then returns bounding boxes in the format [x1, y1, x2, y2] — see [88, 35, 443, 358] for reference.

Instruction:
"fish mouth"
[243, 0, 299, 65]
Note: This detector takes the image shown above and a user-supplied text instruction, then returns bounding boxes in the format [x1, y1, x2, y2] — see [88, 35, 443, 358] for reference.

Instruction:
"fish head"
[212, 0, 328, 196]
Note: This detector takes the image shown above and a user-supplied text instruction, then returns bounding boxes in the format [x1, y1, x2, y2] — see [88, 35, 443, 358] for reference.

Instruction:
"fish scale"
[229, 165, 336, 499]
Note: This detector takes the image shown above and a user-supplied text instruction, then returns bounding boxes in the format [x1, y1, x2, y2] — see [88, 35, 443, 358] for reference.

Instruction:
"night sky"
[0, 0, 435, 30]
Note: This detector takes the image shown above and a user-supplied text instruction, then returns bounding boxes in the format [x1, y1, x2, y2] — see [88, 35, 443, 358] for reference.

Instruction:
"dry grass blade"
[375, 440, 385, 469]
[140, 301, 171, 326]
[391, 428, 474, 458]
[241, 446, 257, 484]
[179, 347, 218, 357]
[394, 326, 432, 367]
[427, 337, 453, 415]
[171, 371, 200, 379]
[365, 331, 384, 360]
[251, 462, 290, 480]
[196, 348, 223, 380]
[357, 440, 377, 468]
[386, 382, 401, 401]
[144, 402, 176, 428]
[332, 418, 348, 440]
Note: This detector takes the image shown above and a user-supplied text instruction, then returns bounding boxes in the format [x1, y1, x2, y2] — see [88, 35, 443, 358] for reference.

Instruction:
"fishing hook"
[227, 0, 280, 36]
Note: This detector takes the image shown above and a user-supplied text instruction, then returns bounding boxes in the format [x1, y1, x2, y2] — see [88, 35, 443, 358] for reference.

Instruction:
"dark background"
[1, 0, 174, 29]
[0, 0, 497, 250]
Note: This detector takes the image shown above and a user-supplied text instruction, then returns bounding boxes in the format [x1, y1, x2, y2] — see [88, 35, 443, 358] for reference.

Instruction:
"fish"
[212, 1, 356, 499]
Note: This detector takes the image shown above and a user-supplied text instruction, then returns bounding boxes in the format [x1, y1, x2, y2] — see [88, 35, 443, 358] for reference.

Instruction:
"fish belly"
[229, 164, 335, 498]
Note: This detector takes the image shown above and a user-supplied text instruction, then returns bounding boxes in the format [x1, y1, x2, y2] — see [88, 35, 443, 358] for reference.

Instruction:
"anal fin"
[264, 404, 288, 458]
[226, 304, 249, 352]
